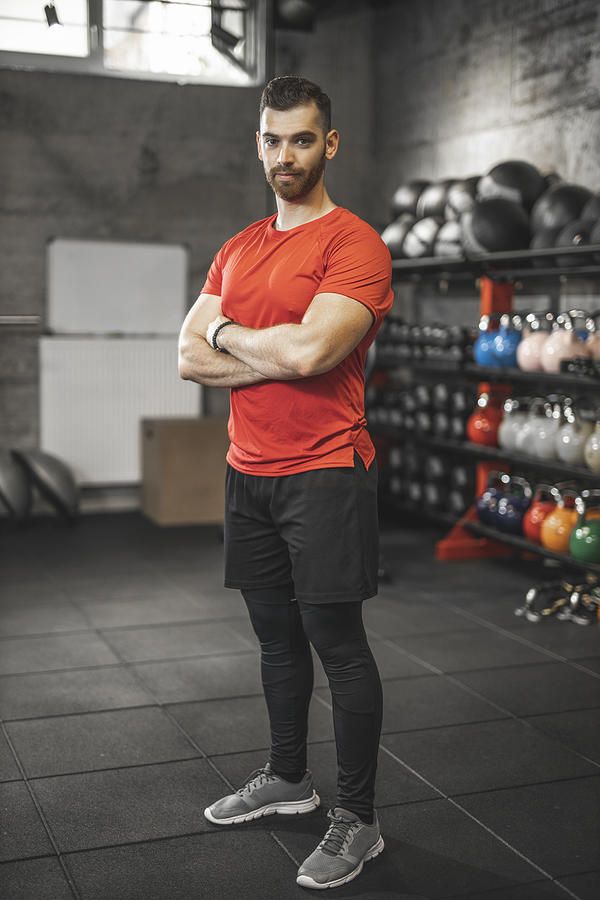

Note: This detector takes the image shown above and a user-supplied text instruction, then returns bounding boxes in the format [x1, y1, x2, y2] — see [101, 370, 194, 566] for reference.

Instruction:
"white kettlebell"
[584, 421, 600, 473]
[555, 403, 594, 466]
[498, 397, 530, 451]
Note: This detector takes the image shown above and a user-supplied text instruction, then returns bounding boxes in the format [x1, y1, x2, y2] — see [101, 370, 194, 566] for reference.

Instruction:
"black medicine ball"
[403, 217, 443, 258]
[581, 194, 600, 222]
[390, 180, 430, 218]
[554, 218, 597, 267]
[381, 214, 417, 259]
[461, 197, 531, 256]
[434, 221, 463, 257]
[591, 220, 600, 263]
[445, 177, 480, 220]
[531, 182, 593, 232]
[478, 160, 546, 212]
[530, 226, 563, 268]
[417, 180, 455, 219]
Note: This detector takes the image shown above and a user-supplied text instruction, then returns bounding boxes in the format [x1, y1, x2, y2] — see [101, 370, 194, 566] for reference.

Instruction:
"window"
[0, 0, 268, 86]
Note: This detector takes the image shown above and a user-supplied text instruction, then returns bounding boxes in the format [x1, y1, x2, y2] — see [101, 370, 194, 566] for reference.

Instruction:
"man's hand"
[206, 315, 233, 350]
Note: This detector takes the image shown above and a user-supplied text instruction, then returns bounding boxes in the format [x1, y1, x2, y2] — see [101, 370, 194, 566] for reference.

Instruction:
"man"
[178, 75, 393, 890]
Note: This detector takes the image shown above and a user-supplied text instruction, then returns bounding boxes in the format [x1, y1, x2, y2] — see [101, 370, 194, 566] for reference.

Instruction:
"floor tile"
[556, 869, 600, 900]
[99, 620, 254, 662]
[460, 776, 600, 878]
[65, 831, 301, 900]
[73, 593, 212, 629]
[524, 707, 600, 765]
[167, 693, 334, 756]
[388, 628, 553, 673]
[381, 718, 597, 796]
[327, 674, 510, 733]
[508, 623, 600, 660]
[0, 633, 119, 676]
[0, 601, 89, 638]
[131, 652, 262, 703]
[276, 798, 544, 899]
[0, 856, 73, 900]
[453, 662, 600, 717]
[0, 730, 21, 782]
[32, 759, 228, 852]
[363, 601, 485, 638]
[0, 781, 54, 862]
[0, 667, 153, 720]
[6, 707, 198, 778]
[458, 879, 574, 899]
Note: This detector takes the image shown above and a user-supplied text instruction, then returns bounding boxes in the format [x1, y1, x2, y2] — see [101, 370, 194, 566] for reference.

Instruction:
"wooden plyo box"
[141, 417, 229, 525]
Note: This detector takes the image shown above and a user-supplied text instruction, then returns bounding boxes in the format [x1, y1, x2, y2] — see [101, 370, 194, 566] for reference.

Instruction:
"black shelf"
[391, 243, 600, 281]
[461, 518, 600, 576]
[374, 356, 600, 391]
[370, 425, 600, 484]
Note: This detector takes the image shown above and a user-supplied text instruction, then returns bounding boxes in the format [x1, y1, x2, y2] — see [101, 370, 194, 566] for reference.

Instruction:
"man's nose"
[277, 143, 294, 165]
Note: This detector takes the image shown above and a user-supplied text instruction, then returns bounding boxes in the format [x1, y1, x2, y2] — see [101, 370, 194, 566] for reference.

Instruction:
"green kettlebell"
[569, 490, 600, 564]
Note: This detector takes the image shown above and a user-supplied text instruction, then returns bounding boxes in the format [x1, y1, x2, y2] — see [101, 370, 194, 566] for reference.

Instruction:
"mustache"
[271, 168, 303, 175]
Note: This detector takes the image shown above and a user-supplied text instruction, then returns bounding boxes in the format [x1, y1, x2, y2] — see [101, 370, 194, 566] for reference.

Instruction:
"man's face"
[256, 102, 338, 202]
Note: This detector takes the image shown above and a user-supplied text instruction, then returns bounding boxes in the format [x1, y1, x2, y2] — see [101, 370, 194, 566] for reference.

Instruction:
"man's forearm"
[216, 322, 312, 379]
[179, 333, 271, 387]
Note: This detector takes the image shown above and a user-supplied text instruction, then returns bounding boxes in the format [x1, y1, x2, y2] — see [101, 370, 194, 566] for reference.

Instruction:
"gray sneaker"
[296, 807, 384, 889]
[204, 762, 320, 825]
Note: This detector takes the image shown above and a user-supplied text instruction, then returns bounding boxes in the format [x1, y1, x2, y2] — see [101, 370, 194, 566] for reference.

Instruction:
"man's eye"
[265, 139, 277, 146]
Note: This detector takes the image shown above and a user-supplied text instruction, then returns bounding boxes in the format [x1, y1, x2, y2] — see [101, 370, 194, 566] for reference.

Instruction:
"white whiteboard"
[40, 337, 201, 485]
[47, 238, 188, 334]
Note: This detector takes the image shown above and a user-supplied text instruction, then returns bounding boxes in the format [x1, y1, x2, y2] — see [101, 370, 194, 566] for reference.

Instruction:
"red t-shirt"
[201, 206, 393, 476]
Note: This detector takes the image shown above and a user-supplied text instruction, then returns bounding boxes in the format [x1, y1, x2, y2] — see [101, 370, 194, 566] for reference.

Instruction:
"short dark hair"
[259, 76, 331, 134]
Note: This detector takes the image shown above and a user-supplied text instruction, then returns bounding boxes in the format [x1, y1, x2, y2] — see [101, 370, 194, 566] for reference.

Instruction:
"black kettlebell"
[432, 382, 450, 410]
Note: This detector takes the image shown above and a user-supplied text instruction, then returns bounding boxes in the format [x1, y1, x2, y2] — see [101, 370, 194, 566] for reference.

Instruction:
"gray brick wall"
[372, 0, 600, 227]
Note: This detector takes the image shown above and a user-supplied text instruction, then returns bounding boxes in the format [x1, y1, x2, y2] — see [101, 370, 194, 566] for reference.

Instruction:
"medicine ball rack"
[371, 242, 600, 575]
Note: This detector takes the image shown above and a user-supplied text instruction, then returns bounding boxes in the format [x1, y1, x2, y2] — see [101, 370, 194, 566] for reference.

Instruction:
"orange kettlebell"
[540, 487, 578, 554]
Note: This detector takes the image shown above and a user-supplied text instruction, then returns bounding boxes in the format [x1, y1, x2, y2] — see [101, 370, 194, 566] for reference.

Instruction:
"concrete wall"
[373, 0, 600, 226]
[0, 1, 373, 450]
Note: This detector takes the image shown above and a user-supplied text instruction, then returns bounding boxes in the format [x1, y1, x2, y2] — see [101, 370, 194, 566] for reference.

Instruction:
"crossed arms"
[178, 291, 375, 388]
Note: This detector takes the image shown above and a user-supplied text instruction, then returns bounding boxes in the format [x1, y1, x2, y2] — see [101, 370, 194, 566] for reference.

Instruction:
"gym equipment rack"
[373, 242, 600, 576]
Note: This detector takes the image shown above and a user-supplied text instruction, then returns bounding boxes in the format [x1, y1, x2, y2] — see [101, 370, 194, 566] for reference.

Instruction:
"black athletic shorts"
[223, 449, 379, 604]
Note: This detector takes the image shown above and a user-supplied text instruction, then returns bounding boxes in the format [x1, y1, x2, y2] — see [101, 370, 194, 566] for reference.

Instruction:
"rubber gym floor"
[0, 511, 599, 900]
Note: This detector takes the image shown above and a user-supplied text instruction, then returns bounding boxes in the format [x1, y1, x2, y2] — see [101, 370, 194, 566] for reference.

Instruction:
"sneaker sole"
[296, 835, 385, 890]
[204, 790, 320, 825]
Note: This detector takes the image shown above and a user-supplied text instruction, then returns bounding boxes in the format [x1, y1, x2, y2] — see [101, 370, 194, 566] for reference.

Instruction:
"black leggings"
[241, 584, 383, 824]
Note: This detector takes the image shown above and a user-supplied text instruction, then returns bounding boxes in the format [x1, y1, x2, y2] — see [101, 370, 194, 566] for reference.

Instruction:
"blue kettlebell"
[496, 476, 532, 535]
[476, 470, 510, 527]
[492, 313, 523, 368]
[474, 314, 502, 367]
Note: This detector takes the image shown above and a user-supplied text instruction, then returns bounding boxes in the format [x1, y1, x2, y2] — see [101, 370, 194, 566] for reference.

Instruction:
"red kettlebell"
[466, 391, 504, 447]
[523, 484, 556, 544]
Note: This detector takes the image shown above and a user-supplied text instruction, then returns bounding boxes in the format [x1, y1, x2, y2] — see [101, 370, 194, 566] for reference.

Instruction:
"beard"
[266, 150, 327, 201]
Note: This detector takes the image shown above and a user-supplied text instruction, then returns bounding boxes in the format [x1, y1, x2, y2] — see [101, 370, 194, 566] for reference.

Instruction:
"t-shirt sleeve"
[200, 241, 229, 296]
[317, 225, 394, 325]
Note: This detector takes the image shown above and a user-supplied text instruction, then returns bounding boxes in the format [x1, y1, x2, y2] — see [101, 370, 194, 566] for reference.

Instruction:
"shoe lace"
[318, 810, 360, 856]
[236, 766, 277, 797]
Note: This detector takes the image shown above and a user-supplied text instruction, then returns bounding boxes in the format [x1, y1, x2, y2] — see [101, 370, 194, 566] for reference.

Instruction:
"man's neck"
[274, 186, 337, 231]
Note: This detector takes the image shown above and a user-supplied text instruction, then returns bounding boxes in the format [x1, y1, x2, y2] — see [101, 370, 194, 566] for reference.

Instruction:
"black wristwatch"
[211, 320, 236, 352]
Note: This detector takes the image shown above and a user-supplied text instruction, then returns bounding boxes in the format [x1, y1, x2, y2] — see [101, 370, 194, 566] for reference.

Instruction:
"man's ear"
[256, 131, 263, 161]
[325, 129, 339, 161]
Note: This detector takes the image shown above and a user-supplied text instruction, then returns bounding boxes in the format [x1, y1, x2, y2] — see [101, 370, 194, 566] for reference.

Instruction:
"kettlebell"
[541, 310, 591, 373]
[498, 397, 530, 451]
[474, 314, 502, 367]
[466, 391, 503, 447]
[496, 476, 532, 535]
[555, 403, 594, 466]
[523, 484, 556, 544]
[584, 420, 600, 473]
[569, 490, 600, 564]
[492, 313, 523, 368]
[516, 312, 553, 372]
[586, 312, 600, 360]
[533, 395, 566, 461]
[514, 397, 548, 455]
[540, 487, 578, 554]
[476, 470, 510, 528]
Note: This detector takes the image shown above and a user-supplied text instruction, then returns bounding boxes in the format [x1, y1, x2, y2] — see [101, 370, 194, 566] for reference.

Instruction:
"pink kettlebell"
[516, 312, 553, 372]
